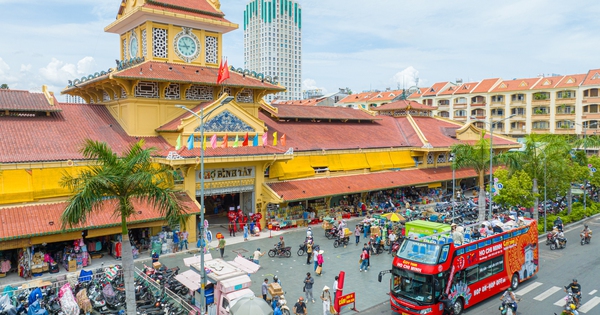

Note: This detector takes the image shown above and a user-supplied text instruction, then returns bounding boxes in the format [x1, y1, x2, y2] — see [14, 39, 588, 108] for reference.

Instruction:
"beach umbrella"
[230, 296, 273, 315]
[381, 212, 405, 222]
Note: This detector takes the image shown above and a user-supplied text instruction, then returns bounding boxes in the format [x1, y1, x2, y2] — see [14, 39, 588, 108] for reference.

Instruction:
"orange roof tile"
[471, 78, 501, 94]
[159, 145, 287, 158]
[452, 82, 479, 95]
[531, 76, 564, 89]
[372, 100, 435, 111]
[555, 74, 586, 88]
[422, 82, 449, 97]
[268, 104, 380, 121]
[271, 98, 325, 106]
[581, 69, 600, 86]
[490, 77, 542, 92]
[0, 193, 199, 241]
[408, 87, 427, 99]
[437, 84, 460, 96]
[0, 89, 61, 112]
[268, 167, 478, 201]
[110, 62, 283, 91]
[370, 90, 403, 101]
[0, 101, 170, 163]
[337, 92, 374, 103]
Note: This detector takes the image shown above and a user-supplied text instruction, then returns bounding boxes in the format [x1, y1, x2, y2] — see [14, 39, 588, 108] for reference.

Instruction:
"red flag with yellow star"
[217, 59, 230, 85]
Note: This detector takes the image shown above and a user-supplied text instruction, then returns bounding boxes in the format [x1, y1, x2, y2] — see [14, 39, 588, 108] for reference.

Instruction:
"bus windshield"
[391, 268, 434, 305]
[396, 239, 442, 265]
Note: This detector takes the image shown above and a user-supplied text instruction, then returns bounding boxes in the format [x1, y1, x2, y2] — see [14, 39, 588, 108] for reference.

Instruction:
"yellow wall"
[0, 167, 87, 205]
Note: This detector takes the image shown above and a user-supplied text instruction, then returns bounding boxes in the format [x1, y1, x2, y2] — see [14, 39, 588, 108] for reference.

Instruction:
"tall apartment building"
[244, 0, 302, 102]
[404, 69, 600, 138]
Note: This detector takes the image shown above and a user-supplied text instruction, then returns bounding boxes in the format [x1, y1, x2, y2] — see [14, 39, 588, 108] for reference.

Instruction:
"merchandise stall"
[266, 201, 305, 230]
[0, 249, 17, 278]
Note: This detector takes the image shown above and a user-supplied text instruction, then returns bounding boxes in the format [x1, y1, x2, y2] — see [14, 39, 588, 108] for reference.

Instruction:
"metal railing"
[134, 267, 197, 315]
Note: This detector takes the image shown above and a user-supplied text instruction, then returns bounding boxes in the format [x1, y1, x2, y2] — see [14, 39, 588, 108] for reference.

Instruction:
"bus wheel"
[453, 297, 464, 315]
[511, 273, 520, 290]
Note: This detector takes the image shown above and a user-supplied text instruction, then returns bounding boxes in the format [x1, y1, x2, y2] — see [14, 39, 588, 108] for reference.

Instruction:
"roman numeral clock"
[174, 27, 201, 63]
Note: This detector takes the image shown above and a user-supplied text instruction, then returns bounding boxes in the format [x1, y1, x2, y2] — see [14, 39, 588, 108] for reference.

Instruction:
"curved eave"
[111, 75, 285, 91]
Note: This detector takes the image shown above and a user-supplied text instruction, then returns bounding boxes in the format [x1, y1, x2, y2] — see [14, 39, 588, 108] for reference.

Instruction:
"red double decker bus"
[378, 218, 539, 315]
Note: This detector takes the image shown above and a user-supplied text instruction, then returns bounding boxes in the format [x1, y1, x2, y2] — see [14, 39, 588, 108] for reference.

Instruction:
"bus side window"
[466, 266, 478, 285]
[439, 245, 449, 263]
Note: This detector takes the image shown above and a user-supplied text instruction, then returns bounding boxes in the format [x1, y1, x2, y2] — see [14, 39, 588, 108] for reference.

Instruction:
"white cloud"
[302, 78, 327, 94]
[391, 67, 420, 89]
[38, 57, 97, 86]
[20, 64, 31, 72]
[0, 57, 10, 76]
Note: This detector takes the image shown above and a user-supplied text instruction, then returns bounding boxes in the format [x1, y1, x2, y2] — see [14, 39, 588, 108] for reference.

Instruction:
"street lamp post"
[486, 114, 516, 219]
[449, 153, 456, 222]
[176, 96, 234, 314]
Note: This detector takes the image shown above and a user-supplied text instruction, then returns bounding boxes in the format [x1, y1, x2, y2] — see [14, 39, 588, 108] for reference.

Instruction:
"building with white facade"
[244, 0, 302, 102]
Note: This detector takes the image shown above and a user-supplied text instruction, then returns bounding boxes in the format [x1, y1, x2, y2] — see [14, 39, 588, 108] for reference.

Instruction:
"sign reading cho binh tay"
[197, 167, 255, 182]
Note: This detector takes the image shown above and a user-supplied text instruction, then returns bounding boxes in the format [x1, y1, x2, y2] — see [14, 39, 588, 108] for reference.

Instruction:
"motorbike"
[549, 235, 567, 250]
[565, 292, 581, 309]
[268, 244, 291, 258]
[333, 237, 349, 248]
[325, 227, 339, 240]
[580, 231, 592, 246]
[498, 301, 517, 315]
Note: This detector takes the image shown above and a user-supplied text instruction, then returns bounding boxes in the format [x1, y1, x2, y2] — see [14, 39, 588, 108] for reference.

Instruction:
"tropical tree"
[61, 139, 188, 315]
[0, 84, 8, 89]
[492, 168, 535, 208]
[451, 137, 492, 222]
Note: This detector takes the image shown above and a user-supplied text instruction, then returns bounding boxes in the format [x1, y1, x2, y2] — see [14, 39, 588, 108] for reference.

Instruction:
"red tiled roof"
[0, 89, 61, 112]
[372, 100, 435, 111]
[337, 92, 374, 103]
[422, 82, 449, 97]
[110, 61, 283, 91]
[268, 104, 380, 121]
[271, 98, 325, 106]
[268, 167, 478, 201]
[157, 145, 287, 158]
[411, 117, 462, 147]
[408, 88, 427, 99]
[0, 102, 170, 163]
[452, 82, 479, 95]
[394, 118, 423, 147]
[147, 0, 223, 16]
[581, 69, 600, 86]
[471, 78, 501, 94]
[531, 76, 563, 89]
[490, 77, 542, 92]
[370, 90, 403, 101]
[156, 102, 212, 132]
[437, 84, 460, 96]
[259, 112, 413, 150]
[0, 194, 199, 241]
[555, 74, 586, 88]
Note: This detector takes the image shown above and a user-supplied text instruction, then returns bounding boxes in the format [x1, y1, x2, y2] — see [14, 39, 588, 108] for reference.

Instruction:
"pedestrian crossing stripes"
[516, 282, 600, 314]
[533, 286, 562, 301]
[579, 296, 600, 313]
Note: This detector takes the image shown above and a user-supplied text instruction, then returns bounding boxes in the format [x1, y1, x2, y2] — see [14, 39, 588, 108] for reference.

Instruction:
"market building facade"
[0, 0, 519, 278]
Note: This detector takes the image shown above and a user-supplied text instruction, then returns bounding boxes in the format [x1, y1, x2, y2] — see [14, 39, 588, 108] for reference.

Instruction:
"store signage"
[197, 167, 255, 182]
[338, 292, 355, 307]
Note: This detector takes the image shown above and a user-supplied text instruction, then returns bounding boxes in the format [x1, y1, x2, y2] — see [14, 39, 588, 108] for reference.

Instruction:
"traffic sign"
[497, 183, 504, 190]
[494, 177, 499, 182]
[592, 168, 597, 173]
[588, 164, 593, 168]
[491, 188, 496, 193]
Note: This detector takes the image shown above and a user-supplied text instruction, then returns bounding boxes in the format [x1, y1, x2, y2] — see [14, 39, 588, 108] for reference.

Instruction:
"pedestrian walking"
[243, 225, 249, 241]
[321, 286, 333, 315]
[333, 276, 341, 306]
[180, 230, 189, 250]
[306, 240, 313, 265]
[294, 297, 307, 315]
[359, 249, 369, 272]
[253, 248, 264, 265]
[363, 244, 371, 269]
[218, 236, 226, 258]
[304, 272, 315, 303]
[228, 221, 234, 237]
[262, 278, 269, 301]
[316, 250, 324, 276]
[354, 225, 360, 246]
[172, 229, 179, 253]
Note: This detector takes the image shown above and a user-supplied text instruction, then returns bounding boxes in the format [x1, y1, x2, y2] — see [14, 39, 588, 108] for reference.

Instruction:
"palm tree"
[61, 139, 188, 315]
[451, 138, 492, 222]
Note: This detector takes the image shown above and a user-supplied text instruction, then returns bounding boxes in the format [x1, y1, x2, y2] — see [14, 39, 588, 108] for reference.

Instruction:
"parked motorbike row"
[0, 265, 190, 315]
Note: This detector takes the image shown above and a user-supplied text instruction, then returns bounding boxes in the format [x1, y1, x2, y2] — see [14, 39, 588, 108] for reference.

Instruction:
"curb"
[537, 212, 600, 239]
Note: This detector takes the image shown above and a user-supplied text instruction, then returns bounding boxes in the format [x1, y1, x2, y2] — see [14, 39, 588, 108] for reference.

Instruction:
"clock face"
[177, 36, 197, 57]
[129, 35, 138, 58]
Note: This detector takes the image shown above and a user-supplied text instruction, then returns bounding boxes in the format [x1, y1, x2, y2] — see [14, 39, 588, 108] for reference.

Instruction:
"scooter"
[268, 244, 292, 258]
[498, 301, 517, 315]
[549, 236, 567, 250]
[581, 231, 592, 245]
[333, 237, 349, 248]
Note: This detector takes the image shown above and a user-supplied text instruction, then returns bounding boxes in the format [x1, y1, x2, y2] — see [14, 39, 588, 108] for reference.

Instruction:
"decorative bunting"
[187, 134, 194, 150]
[273, 132, 278, 146]
[210, 134, 217, 149]
[242, 133, 249, 147]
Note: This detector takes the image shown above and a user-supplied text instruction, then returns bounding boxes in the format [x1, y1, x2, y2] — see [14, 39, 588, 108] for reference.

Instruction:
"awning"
[183, 253, 214, 266]
[175, 270, 201, 291]
[327, 154, 344, 171]
[268, 167, 478, 202]
[366, 152, 394, 171]
[428, 182, 442, 188]
[390, 151, 415, 168]
[269, 156, 315, 180]
[228, 256, 260, 273]
[309, 155, 328, 167]
[340, 153, 370, 171]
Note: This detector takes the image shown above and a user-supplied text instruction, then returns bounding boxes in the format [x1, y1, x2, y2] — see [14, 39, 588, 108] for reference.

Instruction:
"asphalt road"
[136, 215, 600, 315]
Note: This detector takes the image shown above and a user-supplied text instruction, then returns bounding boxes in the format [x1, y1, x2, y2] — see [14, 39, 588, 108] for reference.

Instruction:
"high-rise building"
[244, 0, 302, 102]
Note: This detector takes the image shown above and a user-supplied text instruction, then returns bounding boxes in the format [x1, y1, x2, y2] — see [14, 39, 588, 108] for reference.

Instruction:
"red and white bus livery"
[379, 218, 539, 315]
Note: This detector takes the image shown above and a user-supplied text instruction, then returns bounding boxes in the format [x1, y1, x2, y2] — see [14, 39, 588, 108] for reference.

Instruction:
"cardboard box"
[153, 262, 162, 269]
[68, 260, 77, 272]
[370, 226, 380, 236]
[42, 263, 49, 272]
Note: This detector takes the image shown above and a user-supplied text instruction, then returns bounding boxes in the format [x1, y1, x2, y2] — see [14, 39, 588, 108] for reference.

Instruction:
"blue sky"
[1, 0, 599, 99]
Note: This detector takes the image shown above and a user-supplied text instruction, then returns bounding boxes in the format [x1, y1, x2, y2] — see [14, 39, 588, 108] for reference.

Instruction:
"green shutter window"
[298, 8, 301, 29]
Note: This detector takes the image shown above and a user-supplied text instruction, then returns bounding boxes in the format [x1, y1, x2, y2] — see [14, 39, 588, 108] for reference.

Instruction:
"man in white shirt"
[253, 248, 264, 265]
[388, 232, 397, 254]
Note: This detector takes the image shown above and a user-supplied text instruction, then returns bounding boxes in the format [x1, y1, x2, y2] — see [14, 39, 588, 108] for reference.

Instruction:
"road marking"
[533, 286, 562, 301]
[590, 290, 598, 295]
[516, 282, 543, 296]
[553, 296, 566, 306]
[579, 296, 600, 313]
